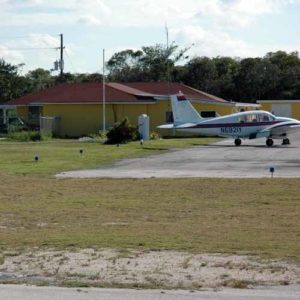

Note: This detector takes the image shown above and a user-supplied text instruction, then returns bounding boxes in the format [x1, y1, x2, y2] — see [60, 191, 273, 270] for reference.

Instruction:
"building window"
[200, 111, 217, 118]
[165, 111, 174, 123]
[28, 106, 43, 125]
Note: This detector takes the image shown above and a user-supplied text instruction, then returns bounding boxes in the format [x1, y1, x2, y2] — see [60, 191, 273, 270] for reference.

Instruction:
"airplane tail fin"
[171, 92, 203, 125]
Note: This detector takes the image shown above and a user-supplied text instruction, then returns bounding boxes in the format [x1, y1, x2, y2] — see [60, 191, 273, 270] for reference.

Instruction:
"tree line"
[1, 44, 300, 104]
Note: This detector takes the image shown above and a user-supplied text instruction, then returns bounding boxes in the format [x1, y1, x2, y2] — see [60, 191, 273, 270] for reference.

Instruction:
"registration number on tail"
[220, 127, 242, 134]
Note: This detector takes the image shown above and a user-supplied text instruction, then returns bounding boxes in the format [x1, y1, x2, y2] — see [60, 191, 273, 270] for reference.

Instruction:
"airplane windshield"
[239, 113, 274, 123]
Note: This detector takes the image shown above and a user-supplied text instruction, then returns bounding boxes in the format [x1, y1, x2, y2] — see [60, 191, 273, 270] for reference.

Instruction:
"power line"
[0, 33, 60, 40]
[3, 47, 59, 50]
[65, 48, 77, 73]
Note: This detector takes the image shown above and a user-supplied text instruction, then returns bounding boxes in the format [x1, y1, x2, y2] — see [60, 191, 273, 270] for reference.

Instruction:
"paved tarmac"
[57, 133, 300, 178]
[1, 284, 300, 300]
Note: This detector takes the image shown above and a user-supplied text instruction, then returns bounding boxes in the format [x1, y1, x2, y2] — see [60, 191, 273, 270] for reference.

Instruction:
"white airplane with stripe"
[158, 92, 300, 146]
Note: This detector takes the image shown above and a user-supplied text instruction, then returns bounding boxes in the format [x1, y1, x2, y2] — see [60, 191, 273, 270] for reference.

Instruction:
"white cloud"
[0, 0, 299, 72]
[173, 25, 257, 58]
[0, 0, 292, 29]
[0, 34, 61, 72]
[77, 15, 101, 26]
[0, 45, 24, 65]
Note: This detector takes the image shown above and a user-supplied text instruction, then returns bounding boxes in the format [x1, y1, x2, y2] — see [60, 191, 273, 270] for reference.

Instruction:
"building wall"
[192, 102, 233, 116]
[259, 102, 300, 120]
[17, 106, 28, 121]
[16, 101, 235, 137]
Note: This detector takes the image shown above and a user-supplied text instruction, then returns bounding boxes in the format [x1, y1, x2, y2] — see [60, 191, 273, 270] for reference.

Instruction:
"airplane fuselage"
[175, 111, 297, 139]
[158, 93, 300, 146]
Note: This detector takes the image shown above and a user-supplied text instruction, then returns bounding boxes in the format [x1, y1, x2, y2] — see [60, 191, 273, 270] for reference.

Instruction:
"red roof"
[8, 82, 227, 105]
[122, 82, 227, 103]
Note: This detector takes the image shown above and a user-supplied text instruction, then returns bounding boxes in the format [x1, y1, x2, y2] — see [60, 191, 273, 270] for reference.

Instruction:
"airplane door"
[271, 104, 291, 117]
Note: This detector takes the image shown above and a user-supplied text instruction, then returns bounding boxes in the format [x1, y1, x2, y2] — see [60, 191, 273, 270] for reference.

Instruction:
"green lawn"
[0, 137, 218, 176]
[0, 175, 299, 261]
[0, 138, 299, 262]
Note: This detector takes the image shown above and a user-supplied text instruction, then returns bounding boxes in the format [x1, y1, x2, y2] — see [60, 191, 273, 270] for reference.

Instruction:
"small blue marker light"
[34, 155, 39, 162]
[269, 167, 275, 178]
[79, 149, 83, 155]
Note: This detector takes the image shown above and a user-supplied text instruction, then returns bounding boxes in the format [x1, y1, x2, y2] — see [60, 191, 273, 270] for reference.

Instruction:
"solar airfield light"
[79, 149, 84, 155]
[269, 167, 275, 178]
[34, 155, 39, 162]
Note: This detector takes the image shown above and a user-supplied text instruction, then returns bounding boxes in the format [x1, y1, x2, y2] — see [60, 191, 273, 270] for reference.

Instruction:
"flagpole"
[102, 49, 106, 132]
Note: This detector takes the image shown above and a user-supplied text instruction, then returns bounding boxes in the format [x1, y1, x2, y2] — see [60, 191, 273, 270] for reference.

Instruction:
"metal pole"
[102, 49, 106, 132]
[60, 33, 64, 76]
[165, 24, 171, 97]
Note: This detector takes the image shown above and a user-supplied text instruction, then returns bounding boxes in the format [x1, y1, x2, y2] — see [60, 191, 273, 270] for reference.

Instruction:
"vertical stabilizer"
[171, 92, 202, 125]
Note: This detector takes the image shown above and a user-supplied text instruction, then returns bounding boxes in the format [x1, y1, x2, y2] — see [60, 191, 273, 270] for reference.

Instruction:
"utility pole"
[60, 33, 64, 76]
[165, 24, 171, 97]
[102, 49, 106, 132]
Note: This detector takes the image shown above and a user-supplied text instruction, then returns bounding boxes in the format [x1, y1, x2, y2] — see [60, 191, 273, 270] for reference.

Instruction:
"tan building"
[7, 82, 257, 137]
[257, 99, 300, 119]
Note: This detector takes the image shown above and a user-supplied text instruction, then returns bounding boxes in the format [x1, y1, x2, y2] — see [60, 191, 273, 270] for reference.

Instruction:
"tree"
[212, 57, 239, 100]
[0, 59, 29, 103]
[107, 49, 144, 82]
[182, 57, 217, 93]
[107, 43, 190, 82]
[264, 51, 300, 99]
[26, 68, 54, 93]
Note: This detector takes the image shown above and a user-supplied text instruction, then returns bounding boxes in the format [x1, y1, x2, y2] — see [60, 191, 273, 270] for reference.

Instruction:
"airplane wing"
[157, 123, 196, 129]
[258, 121, 300, 137]
[157, 124, 174, 129]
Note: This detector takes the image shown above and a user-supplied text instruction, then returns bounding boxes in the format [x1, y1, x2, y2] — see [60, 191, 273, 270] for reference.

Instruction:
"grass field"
[0, 174, 299, 261]
[0, 137, 218, 176]
[0, 138, 299, 262]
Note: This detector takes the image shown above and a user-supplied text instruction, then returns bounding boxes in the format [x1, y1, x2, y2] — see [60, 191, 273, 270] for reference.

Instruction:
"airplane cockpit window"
[261, 114, 275, 122]
[238, 113, 275, 123]
[239, 114, 259, 123]
[262, 115, 270, 121]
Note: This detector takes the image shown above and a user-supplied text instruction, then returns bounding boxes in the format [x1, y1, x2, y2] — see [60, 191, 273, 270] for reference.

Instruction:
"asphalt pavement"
[1, 284, 300, 300]
[57, 133, 300, 178]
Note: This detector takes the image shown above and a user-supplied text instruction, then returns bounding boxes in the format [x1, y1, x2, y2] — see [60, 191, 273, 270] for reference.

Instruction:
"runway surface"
[57, 133, 300, 178]
[1, 284, 300, 300]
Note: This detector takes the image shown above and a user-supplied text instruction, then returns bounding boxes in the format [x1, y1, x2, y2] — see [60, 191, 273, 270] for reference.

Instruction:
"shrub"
[106, 117, 140, 144]
[8, 130, 51, 142]
[150, 131, 160, 140]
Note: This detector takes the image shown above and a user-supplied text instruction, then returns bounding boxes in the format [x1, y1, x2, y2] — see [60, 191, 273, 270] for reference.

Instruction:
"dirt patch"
[0, 249, 299, 289]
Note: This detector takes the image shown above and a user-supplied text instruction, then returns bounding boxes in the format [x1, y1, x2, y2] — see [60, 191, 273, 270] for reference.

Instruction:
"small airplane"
[158, 92, 300, 146]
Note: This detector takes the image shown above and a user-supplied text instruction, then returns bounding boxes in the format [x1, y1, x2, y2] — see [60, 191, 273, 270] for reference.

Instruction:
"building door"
[271, 104, 291, 117]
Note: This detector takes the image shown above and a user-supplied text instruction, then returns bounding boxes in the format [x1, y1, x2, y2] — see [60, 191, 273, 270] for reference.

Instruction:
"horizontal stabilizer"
[157, 124, 174, 129]
[175, 123, 196, 129]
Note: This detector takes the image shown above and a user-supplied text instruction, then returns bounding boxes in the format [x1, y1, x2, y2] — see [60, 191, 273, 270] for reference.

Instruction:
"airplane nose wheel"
[282, 138, 290, 145]
[234, 138, 242, 146]
[266, 138, 274, 147]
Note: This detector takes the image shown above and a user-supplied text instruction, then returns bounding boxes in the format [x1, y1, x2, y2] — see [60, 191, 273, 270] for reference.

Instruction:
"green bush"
[8, 130, 51, 142]
[150, 131, 160, 140]
[106, 117, 140, 144]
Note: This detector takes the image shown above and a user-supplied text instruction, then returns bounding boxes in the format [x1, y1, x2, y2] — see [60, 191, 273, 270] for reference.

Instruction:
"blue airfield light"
[269, 167, 275, 178]
[34, 155, 39, 162]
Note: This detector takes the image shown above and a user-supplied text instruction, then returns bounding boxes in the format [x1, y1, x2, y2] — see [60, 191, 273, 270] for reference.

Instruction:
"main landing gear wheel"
[282, 138, 290, 145]
[234, 138, 242, 146]
[266, 138, 274, 147]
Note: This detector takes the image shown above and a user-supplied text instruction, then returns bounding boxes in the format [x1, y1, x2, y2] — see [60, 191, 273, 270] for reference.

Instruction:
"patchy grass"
[0, 137, 218, 177]
[0, 174, 299, 261]
[223, 279, 251, 289]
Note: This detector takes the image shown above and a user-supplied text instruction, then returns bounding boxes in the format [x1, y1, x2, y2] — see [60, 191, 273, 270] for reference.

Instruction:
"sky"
[0, 0, 300, 75]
